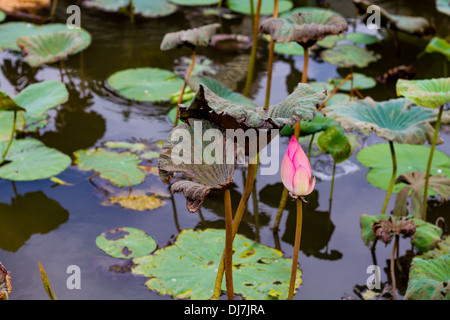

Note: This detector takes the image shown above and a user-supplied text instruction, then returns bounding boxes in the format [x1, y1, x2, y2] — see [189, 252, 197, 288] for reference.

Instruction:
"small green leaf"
[396, 78, 450, 109]
[317, 126, 352, 163]
[321, 44, 380, 68]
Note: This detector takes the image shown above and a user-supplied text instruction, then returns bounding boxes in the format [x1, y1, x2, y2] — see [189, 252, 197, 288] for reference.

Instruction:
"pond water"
[0, 0, 449, 300]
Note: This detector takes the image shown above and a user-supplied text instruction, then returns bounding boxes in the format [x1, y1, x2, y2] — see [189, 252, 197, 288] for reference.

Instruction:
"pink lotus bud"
[281, 136, 316, 198]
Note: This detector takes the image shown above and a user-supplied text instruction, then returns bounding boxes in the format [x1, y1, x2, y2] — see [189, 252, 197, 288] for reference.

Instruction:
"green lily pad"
[325, 93, 351, 106]
[318, 126, 352, 163]
[308, 81, 334, 93]
[389, 14, 432, 35]
[96, 227, 157, 259]
[279, 112, 337, 137]
[345, 32, 380, 45]
[321, 44, 380, 68]
[168, 0, 219, 6]
[259, 10, 348, 48]
[132, 228, 302, 300]
[405, 255, 450, 300]
[436, 0, 450, 16]
[74, 148, 146, 187]
[0, 22, 91, 52]
[17, 30, 91, 68]
[227, 0, 293, 15]
[324, 98, 437, 144]
[274, 41, 304, 55]
[317, 34, 346, 48]
[0, 10, 5, 23]
[0, 91, 26, 112]
[356, 143, 450, 194]
[396, 78, 450, 109]
[419, 236, 450, 260]
[424, 37, 450, 60]
[0, 139, 71, 181]
[83, 0, 177, 18]
[107, 68, 184, 102]
[360, 214, 441, 252]
[160, 23, 220, 50]
[103, 141, 146, 153]
[330, 73, 377, 91]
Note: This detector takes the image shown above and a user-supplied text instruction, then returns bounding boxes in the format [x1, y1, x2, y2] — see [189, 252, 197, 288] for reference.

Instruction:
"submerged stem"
[224, 188, 234, 300]
[1, 111, 17, 164]
[288, 198, 303, 300]
[174, 48, 196, 128]
[391, 235, 399, 300]
[329, 160, 336, 205]
[272, 187, 289, 231]
[381, 141, 396, 215]
[423, 105, 444, 220]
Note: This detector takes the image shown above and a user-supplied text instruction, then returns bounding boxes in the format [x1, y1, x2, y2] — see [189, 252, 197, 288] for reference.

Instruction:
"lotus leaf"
[169, 0, 219, 6]
[346, 32, 380, 45]
[83, 0, 177, 18]
[317, 34, 346, 48]
[330, 73, 376, 91]
[0, 139, 71, 181]
[396, 78, 450, 109]
[325, 93, 351, 106]
[160, 23, 220, 51]
[436, 0, 450, 16]
[259, 10, 348, 48]
[0, 10, 5, 23]
[132, 228, 302, 300]
[423, 37, 450, 60]
[356, 143, 450, 194]
[324, 98, 437, 144]
[107, 68, 184, 102]
[317, 126, 352, 163]
[103, 141, 146, 153]
[274, 41, 304, 55]
[404, 255, 450, 300]
[109, 194, 167, 211]
[280, 112, 337, 137]
[419, 236, 450, 260]
[96, 227, 157, 259]
[227, 0, 293, 15]
[74, 148, 146, 187]
[321, 44, 380, 68]
[158, 119, 235, 213]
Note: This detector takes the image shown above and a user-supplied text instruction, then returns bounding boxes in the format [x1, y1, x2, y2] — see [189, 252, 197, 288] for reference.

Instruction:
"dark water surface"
[0, 0, 449, 300]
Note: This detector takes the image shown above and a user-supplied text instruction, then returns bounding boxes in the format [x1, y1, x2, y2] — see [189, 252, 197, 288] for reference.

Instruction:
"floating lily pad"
[168, 0, 219, 6]
[317, 34, 346, 48]
[132, 228, 301, 300]
[109, 194, 167, 211]
[318, 126, 352, 163]
[74, 148, 146, 187]
[405, 255, 450, 300]
[107, 68, 184, 102]
[357, 143, 450, 194]
[17, 30, 91, 68]
[0, 139, 71, 181]
[345, 32, 380, 45]
[330, 73, 377, 91]
[0, 10, 5, 23]
[0, 22, 91, 52]
[321, 44, 380, 68]
[325, 93, 350, 106]
[96, 227, 157, 259]
[436, 0, 450, 16]
[424, 37, 450, 60]
[160, 23, 220, 50]
[325, 98, 438, 144]
[360, 214, 441, 252]
[308, 81, 334, 93]
[274, 41, 304, 55]
[396, 78, 450, 109]
[389, 14, 432, 35]
[227, 0, 293, 15]
[83, 0, 177, 18]
[103, 141, 146, 153]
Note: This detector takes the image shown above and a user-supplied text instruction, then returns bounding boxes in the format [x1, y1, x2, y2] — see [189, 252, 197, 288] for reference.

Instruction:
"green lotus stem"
[1, 111, 17, 164]
[244, 0, 262, 98]
[50, 0, 58, 19]
[263, 0, 279, 110]
[174, 48, 196, 127]
[39, 262, 57, 300]
[288, 198, 303, 300]
[212, 163, 257, 299]
[272, 187, 289, 231]
[217, 0, 223, 8]
[224, 188, 234, 300]
[390, 235, 399, 300]
[422, 105, 444, 220]
[301, 47, 309, 84]
[307, 133, 315, 161]
[129, 0, 135, 23]
[317, 73, 352, 111]
[381, 141, 397, 215]
[329, 160, 336, 205]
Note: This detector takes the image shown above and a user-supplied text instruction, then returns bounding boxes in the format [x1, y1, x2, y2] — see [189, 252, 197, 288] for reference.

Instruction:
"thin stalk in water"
[272, 187, 288, 231]
[288, 198, 303, 300]
[264, 0, 279, 110]
[329, 160, 336, 205]
[390, 235, 399, 300]
[224, 188, 234, 300]
[129, 0, 135, 23]
[50, 0, 58, 19]
[307, 133, 315, 161]
[422, 105, 444, 220]
[174, 48, 196, 127]
[317, 74, 352, 111]
[244, 0, 262, 98]
[381, 141, 396, 215]
[1, 111, 18, 164]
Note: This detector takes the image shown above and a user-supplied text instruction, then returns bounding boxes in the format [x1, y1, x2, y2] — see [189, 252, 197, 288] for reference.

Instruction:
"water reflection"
[0, 188, 69, 252]
[0, 55, 39, 91]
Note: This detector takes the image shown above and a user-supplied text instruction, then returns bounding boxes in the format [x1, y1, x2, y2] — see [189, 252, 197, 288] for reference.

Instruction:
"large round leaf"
[74, 148, 146, 187]
[132, 229, 302, 300]
[405, 255, 450, 300]
[107, 68, 184, 102]
[228, 0, 293, 15]
[160, 23, 220, 50]
[83, 0, 177, 18]
[0, 139, 71, 181]
[357, 143, 450, 194]
[17, 30, 91, 68]
[396, 78, 450, 109]
[324, 98, 437, 144]
[274, 41, 304, 55]
[423, 37, 450, 60]
[96, 227, 157, 259]
[0, 22, 90, 52]
[321, 44, 380, 68]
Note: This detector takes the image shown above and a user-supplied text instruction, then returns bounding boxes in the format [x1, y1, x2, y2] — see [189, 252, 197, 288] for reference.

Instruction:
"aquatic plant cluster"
[0, 0, 449, 301]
